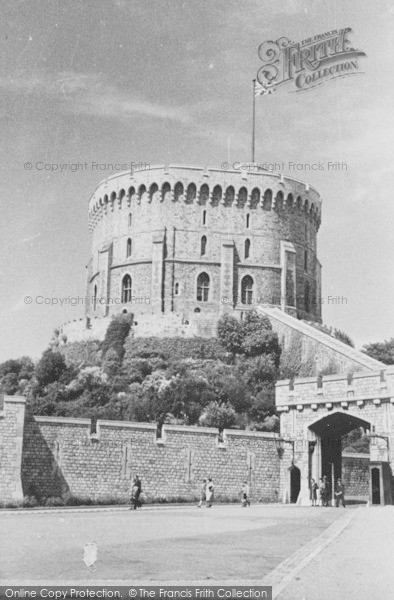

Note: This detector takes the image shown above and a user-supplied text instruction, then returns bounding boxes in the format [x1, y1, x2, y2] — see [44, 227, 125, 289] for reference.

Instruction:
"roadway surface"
[0, 503, 393, 598]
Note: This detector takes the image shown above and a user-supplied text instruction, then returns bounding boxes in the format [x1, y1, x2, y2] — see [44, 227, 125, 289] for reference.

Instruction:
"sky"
[0, 0, 393, 363]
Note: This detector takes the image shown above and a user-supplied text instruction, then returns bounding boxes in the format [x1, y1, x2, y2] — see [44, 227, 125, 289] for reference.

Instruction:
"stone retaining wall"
[0, 396, 281, 504]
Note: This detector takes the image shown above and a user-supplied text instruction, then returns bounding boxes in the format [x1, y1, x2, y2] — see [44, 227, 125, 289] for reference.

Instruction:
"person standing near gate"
[310, 478, 318, 506]
[321, 475, 330, 507]
[335, 478, 346, 507]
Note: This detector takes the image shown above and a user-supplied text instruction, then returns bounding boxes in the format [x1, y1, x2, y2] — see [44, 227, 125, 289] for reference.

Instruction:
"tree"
[168, 371, 212, 424]
[35, 350, 67, 388]
[0, 372, 19, 395]
[0, 356, 35, 396]
[199, 401, 236, 430]
[217, 310, 281, 366]
[362, 339, 394, 365]
[217, 315, 244, 355]
[236, 355, 277, 397]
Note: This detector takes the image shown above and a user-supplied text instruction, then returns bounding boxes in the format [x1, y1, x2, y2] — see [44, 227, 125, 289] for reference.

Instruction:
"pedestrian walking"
[206, 478, 214, 507]
[310, 478, 318, 506]
[241, 481, 251, 507]
[130, 474, 142, 510]
[198, 479, 207, 507]
[334, 478, 346, 507]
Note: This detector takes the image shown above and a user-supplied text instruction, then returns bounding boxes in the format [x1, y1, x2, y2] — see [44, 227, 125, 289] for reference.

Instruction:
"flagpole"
[252, 79, 256, 163]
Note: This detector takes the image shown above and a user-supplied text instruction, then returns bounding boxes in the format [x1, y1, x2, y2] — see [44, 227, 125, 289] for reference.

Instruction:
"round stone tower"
[86, 165, 322, 327]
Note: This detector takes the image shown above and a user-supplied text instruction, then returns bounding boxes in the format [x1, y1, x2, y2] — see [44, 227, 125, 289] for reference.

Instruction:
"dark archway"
[289, 466, 301, 503]
[309, 412, 371, 502]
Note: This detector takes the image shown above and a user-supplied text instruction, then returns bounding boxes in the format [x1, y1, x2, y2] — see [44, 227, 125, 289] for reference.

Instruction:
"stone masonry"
[0, 396, 25, 502]
[1, 397, 281, 504]
[65, 164, 322, 342]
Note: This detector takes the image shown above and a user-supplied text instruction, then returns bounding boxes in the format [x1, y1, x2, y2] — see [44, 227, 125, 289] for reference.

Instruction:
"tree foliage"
[199, 401, 236, 430]
[101, 314, 133, 360]
[3, 311, 284, 434]
[362, 339, 394, 365]
[217, 311, 281, 366]
[35, 350, 67, 388]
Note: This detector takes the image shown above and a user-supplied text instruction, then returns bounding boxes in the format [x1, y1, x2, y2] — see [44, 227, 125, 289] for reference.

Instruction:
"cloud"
[0, 70, 196, 126]
[0, 70, 248, 151]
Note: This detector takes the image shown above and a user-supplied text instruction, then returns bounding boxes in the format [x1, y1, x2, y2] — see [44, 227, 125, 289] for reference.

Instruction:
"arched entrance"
[308, 412, 371, 504]
[289, 465, 301, 503]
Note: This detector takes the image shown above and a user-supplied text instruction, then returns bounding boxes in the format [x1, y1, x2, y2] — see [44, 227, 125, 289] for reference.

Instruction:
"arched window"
[241, 276, 254, 305]
[203, 210, 207, 225]
[245, 238, 251, 259]
[238, 187, 247, 205]
[197, 272, 210, 302]
[126, 238, 132, 258]
[174, 181, 184, 201]
[122, 275, 132, 303]
[199, 184, 209, 204]
[225, 186, 235, 205]
[149, 183, 159, 201]
[186, 182, 196, 202]
[201, 235, 207, 256]
[138, 184, 146, 202]
[174, 282, 179, 295]
[246, 214, 250, 229]
[128, 213, 132, 227]
[93, 285, 97, 311]
[212, 185, 222, 204]
[304, 249, 308, 272]
[161, 182, 171, 201]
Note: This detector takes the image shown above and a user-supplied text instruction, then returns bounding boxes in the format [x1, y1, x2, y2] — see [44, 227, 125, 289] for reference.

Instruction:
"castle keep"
[85, 165, 322, 326]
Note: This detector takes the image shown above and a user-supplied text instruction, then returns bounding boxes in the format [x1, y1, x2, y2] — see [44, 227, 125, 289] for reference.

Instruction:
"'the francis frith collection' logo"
[256, 28, 366, 94]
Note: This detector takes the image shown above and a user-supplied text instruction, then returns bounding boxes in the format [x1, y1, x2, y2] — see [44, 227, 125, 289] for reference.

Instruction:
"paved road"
[0, 504, 346, 583]
[277, 506, 394, 600]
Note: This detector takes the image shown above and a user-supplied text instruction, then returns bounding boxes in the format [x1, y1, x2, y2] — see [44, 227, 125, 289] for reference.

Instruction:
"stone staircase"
[257, 306, 385, 372]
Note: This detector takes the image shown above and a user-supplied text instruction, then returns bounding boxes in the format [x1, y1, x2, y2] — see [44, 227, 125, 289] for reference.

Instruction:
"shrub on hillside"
[35, 350, 67, 388]
[101, 314, 133, 360]
[333, 329, 355, 348]
[124, 336, 226, 363]
[59, 340, 102, 367]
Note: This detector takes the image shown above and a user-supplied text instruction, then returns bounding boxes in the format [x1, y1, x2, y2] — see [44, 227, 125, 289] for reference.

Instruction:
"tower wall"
[86, 165, 322, 323]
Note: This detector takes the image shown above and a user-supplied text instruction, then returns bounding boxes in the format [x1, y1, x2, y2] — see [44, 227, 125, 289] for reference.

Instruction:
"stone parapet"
[276, 369, 392, 409]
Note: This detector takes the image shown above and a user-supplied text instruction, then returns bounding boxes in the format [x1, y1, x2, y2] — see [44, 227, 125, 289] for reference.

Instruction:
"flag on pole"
[254, 80, 276, 96]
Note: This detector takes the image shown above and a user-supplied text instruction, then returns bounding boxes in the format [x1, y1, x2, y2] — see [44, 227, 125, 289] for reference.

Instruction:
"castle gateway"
[276, 368, 394, 506]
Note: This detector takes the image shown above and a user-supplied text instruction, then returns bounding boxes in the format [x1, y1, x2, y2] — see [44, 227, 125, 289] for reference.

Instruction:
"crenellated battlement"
[276, 367, 394, 410]
[87, 165, 322, 233]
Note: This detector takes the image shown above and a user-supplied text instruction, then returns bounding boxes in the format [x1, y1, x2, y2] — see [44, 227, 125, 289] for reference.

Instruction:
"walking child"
[241, 481, 250, 507]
